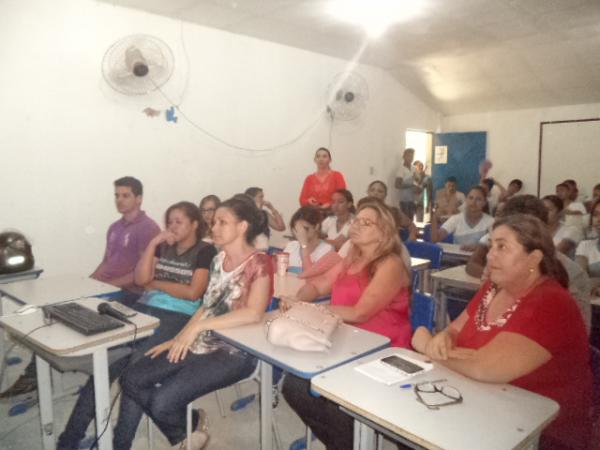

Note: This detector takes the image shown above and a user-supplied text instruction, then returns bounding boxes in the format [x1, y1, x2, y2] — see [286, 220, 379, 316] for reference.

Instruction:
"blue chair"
[404, 241, 443, 269]
[422, 224, 453, 243]
[267, 246, 283, 256]
[411, 291, 436, 332]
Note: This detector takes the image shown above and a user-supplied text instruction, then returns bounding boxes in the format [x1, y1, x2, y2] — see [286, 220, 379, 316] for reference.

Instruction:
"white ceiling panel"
[101, 0, 600, 114]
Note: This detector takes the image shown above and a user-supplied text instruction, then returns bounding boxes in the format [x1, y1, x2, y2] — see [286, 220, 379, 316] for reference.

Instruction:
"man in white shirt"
[395, 148, 416, 219]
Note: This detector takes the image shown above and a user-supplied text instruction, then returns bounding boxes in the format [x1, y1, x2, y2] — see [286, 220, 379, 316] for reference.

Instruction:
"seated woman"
[283, 206, 339, 278]
[282, 199, 412, 450]
[367, 180, 417, 240]
[57, 201, 216, 450]
[320, 189, 355, 250]
[111, 196, 273, 450]
[198, 194, 220, 243]
[576, 198, 600, 297]
[413, 214, 592, 450]
[543, 195, 583, 259]
[431, 185, 493, 250]
[245, 187, 285, 250]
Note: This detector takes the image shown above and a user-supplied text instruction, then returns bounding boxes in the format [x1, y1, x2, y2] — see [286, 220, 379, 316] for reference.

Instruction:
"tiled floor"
[0, 344, 399, 450]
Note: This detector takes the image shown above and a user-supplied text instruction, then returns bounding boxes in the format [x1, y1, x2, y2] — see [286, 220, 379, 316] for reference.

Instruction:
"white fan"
[102, 34, 174, 95]
[326, 72, 369, 121]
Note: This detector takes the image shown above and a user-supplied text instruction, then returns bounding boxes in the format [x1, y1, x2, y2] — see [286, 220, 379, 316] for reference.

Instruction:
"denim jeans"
[113, 347, 257, 450]
[282, 374, 354, 450]
[57, 303, 190, 450]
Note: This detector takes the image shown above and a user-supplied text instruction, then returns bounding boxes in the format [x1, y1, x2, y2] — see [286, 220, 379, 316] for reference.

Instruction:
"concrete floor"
[0, 344, 400, 450]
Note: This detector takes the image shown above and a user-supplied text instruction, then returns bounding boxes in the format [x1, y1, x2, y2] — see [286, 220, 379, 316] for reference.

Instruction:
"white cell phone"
[108, 302, 138, 318]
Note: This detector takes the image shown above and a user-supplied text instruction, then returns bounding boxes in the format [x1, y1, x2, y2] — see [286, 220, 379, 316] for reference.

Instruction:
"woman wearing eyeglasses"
[413, 214, 592, 450]
[282, 198, 412, 450]
[198, 194, 220, 243]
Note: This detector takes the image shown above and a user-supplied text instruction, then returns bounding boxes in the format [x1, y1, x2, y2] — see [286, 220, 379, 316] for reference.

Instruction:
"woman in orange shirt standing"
[299, 147, 346, 210]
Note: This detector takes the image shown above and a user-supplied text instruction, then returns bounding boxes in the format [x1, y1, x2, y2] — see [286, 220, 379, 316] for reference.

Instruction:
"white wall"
[0, 0, 439, 276]
[442, 103, 600, 197]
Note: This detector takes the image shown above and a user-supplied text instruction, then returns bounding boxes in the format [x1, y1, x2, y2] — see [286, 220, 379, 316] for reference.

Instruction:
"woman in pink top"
[282, 198, 412, 450]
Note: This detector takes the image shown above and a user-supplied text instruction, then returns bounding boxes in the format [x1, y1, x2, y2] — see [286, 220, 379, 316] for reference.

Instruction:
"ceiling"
[104, 0, 600, 115]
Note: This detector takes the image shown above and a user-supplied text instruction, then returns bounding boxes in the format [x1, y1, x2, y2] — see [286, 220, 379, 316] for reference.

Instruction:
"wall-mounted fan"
[102, 34, 174, 95]
[326, 71, 369, 121]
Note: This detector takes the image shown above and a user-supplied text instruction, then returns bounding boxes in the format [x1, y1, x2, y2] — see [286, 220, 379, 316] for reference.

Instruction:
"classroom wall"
[441, 102, 600, 197]
[0, 0, 439, 276]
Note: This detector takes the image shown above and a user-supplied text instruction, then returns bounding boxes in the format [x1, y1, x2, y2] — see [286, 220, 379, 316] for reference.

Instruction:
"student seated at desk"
[57, 201, 216, 450]
[321, 189, 355, 250]
[111, 196, 273, 450]
[576, 198, 600, 297]
[198, 194, 220, 243]
[245, 186, 286, 250]
[413, 214, 593, 450]
[283, 206, 339, 278]
[431, 185, 493, 251]
[466, 195, 592, 334]
[542, 195, 583, 259]
[282, 199, 412, 450]
[367, 180, 417, 240]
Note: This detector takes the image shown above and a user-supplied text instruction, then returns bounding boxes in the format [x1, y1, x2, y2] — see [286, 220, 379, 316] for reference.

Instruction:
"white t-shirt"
[566, 201, 587, 215]
[441, 212, 494, 246]
[553, 224, 583, 259]
[321, 215, 353, 240]
[283, 240, 334, 270]
[395, 165, 415, 202]
[576, 239, 600, 278]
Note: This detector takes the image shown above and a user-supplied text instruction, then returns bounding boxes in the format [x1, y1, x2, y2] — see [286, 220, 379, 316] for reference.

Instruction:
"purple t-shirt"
[94, 211, 160, 284]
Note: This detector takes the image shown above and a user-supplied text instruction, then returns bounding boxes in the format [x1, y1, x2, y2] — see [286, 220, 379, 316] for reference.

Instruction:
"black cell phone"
[380, 355, 425, 374]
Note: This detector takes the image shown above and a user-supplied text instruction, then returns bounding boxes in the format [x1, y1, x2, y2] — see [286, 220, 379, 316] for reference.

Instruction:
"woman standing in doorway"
[299, 147, 346, 210]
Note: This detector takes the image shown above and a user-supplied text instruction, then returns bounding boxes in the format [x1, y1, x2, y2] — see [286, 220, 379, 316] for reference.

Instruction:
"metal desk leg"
[438, 291, 448, 331]
[353, 419, 376, 450]
[36, 355, 55, 450]
[259, 360, 273, 450]
[92, 348, 113, 450]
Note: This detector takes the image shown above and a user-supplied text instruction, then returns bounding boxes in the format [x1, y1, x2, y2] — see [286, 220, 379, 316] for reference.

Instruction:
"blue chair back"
[405, 241, 443, 270]
[411, 292, 435, 332]
[422, 224, 453, 243]
[287, 266, 302, 274]
[399, 228, 410, 242]
[267, 246, 283, 256]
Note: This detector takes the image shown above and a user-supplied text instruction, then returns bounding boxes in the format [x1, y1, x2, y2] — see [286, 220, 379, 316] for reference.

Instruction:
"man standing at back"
[0, 176, 159, 400]
[395, 148, 416, 219]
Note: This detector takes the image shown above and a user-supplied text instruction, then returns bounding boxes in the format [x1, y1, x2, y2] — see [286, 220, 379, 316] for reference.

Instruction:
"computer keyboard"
[43, 302, 126, 336]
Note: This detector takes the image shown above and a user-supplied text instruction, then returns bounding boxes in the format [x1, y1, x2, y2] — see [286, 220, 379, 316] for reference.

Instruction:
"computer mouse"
[16, 305, 38, 315]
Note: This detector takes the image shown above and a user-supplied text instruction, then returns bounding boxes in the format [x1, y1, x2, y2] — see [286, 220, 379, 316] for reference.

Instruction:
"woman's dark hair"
[590, 198, 600, 228]
[332, 189, 356, 214]
[220, 194, 267, 245]
[367, 180, 388, 196]
[492, 214, 569, 288]
[289, 206, 323, 230]
[199, 194, 221, 210]
[315, 147, 331, 159]
[165, 201, 205, 240]
[542, 194, 564, 212]
[499, 195, 549, 224]
[244, 187, 263, 198]
[509, 179, 523, 190]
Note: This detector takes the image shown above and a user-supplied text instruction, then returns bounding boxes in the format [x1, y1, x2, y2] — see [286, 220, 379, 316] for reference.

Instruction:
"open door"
[431, 132, 487, 195]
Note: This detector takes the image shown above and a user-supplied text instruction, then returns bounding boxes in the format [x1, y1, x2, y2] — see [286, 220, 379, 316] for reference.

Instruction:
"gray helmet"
[0, 231, 34, 274]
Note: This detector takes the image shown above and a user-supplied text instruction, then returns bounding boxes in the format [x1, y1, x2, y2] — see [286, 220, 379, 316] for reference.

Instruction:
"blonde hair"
[347, 198, 404, 277]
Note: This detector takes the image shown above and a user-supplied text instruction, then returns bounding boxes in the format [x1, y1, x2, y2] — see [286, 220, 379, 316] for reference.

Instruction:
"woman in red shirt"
[299, 147, 346, 209]
[412, 214, 593, 450]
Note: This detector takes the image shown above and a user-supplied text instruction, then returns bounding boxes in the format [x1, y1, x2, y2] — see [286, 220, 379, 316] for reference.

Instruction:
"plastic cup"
[275, 252, 290, 276]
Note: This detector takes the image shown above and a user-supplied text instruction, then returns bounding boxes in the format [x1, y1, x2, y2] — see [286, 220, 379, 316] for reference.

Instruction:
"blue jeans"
[113, 347, 257, 449]
[57, 303, 190, 450]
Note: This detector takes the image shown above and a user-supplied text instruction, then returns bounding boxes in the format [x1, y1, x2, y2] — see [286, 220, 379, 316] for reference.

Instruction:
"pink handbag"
[265, 302, 341, 352]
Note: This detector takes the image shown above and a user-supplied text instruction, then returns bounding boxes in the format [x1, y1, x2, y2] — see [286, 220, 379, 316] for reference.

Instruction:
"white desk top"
[312, 347, 559, 450]
[431, 265, 481, 290]
[214, 311, 389, 378]
[437, 243, 473, 258]
[0, 297, 159, 356]
[410, 257, 430, 271]
[0, 267, 43, 284]
[591, 296, 600, 307]
[0, 274, 119, 306]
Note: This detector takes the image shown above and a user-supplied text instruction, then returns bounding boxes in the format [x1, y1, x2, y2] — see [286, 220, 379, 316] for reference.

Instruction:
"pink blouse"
[331, 269, 411, 348]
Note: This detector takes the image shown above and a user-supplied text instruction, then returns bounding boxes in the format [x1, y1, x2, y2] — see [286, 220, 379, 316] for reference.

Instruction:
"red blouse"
[457, 279, 592, 449]
[299, 170, 346, 207]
